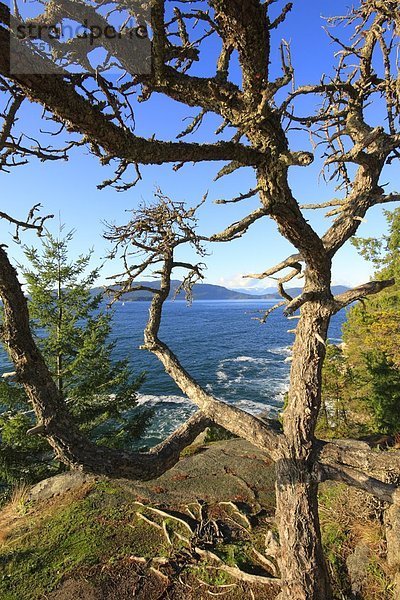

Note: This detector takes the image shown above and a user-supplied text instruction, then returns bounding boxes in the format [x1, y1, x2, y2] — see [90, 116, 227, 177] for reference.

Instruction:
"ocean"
[0, 300, 346, 448]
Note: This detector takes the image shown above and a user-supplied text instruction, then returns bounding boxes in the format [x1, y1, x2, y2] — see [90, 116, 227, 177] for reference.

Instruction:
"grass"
[0, 480, 171, 599]
[319, 482, 393, 600]
[188, 563, 233, 587]
[0, 482, 32, 545]
[0, 474, 279, 599]
[0, 470, 396, 599]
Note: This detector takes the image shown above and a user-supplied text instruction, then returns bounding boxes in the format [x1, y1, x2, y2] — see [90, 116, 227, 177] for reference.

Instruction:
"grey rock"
[346, 544, 371, 596]
[27, 439, 275, 514]
[124, 438, 276, 511]
[29, 470, 96, 501]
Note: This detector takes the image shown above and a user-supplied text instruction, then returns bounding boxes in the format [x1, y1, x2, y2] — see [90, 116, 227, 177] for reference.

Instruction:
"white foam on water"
[136, 393, 191, 407]
[214, 348, 291, 402]
[230, 355, 260, 363]
[234, 398, 270, 414]
[224, 356, 276, 365]
[270, 345, 292, 356]
[216, 370, 228, 381]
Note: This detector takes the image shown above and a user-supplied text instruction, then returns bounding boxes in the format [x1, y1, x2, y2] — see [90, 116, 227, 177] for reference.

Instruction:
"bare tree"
[0, 1, 400, 597]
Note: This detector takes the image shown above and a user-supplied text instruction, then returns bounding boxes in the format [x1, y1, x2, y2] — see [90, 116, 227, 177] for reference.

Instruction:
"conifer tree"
[318, 344, 356, 437]
[339, 209, 400, 434]
[0, 229, 150, 488]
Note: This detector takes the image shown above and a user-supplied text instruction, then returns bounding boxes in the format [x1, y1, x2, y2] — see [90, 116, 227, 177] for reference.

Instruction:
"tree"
[0, 229, 150, 488]
[0, 383, 53, 487]
[0, 1, 400, 597]
[364, 353, 400, 433]
[341, 209, 400, 434]
[21, 228, 150, 442]
[318, 344, 356, 437]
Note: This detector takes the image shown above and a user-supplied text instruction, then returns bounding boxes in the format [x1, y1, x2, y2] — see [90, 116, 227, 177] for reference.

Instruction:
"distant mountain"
[231, 287, 278, 296]
[95, 281, 349, 302]
[96, 281, 259, 301]
[233, 285, 350, 297]
[282, 285, 349, 298]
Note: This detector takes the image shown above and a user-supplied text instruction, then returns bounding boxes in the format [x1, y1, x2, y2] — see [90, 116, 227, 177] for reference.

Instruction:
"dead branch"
[0, 205, 54, 240]
[244, 255, 302, 281]
[332, 279, 396, 312]
[319, 463, 400, 505]
[317, 437, 400, 479]
[214, 187, 260, 205]
[254, 301, 286, 324]
[107, 196, 284, 458]
[207, 207, 269, 243]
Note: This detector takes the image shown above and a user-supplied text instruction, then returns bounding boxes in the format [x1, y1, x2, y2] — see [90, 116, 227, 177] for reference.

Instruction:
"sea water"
[0, 300, 346, 447]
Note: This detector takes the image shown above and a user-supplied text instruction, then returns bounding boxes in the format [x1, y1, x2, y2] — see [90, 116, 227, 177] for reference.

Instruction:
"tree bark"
[384, 504, 400, 598]
[275, 460, 332, 600]
[276, 298, 333, 599]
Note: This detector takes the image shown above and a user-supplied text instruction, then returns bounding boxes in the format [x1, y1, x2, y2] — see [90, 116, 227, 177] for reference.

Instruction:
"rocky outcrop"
[29, 439, 275, 511]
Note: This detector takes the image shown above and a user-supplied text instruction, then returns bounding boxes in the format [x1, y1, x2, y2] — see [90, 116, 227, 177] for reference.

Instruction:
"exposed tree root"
[136, 512, 163, 530]
[219, 501, 252, 529]
[131, 499, 281, 590]
[195, 548, 280, 585]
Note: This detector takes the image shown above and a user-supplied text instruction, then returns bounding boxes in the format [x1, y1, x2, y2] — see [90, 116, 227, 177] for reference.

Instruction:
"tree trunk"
[384, 504, 400, 597]
[275, 460, 332, 600]
[276, 297, 333, 599]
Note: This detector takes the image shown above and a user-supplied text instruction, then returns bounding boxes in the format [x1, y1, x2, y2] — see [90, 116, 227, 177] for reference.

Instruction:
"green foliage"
[189, 564, 231, 587]
[204, 425, 237, 443]
[344, 209, 400, 434]
[0, 407, 58, 488]
[0, 228, 152, 489]
[347, 208, 400, 365]
[321, 208, 400, 437]
[318, 344, 363, 437]
[351, 208, 400, 283]
[363, 352, 400, 434]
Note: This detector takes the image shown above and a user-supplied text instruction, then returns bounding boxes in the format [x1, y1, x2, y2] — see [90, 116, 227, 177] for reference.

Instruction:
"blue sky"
[1, 0, 398, 290]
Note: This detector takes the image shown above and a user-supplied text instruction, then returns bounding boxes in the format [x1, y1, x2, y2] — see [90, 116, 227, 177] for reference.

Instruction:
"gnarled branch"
[332, 278, 395, 312]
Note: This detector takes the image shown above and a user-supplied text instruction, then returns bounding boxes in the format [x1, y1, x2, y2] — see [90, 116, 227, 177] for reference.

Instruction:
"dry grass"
[319, 483, 394, 599]
[9, 481, 31, 508]
[0, 481, 31, 544]
[0, 480, 95, 546]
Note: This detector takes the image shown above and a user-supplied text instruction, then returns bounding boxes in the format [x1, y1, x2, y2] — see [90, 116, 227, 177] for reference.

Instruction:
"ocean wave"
[223, 355, 276, 365]
[136, 393, 191, 407]
[245, 375, 289, 387]
[270, 345, 292, 356]
[142, 406, 197, 444]
[219, 350, 292, 367]
[230, 356, 261, 363]
[234, 398, 275, 414]
[216, 370, 228, 381]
